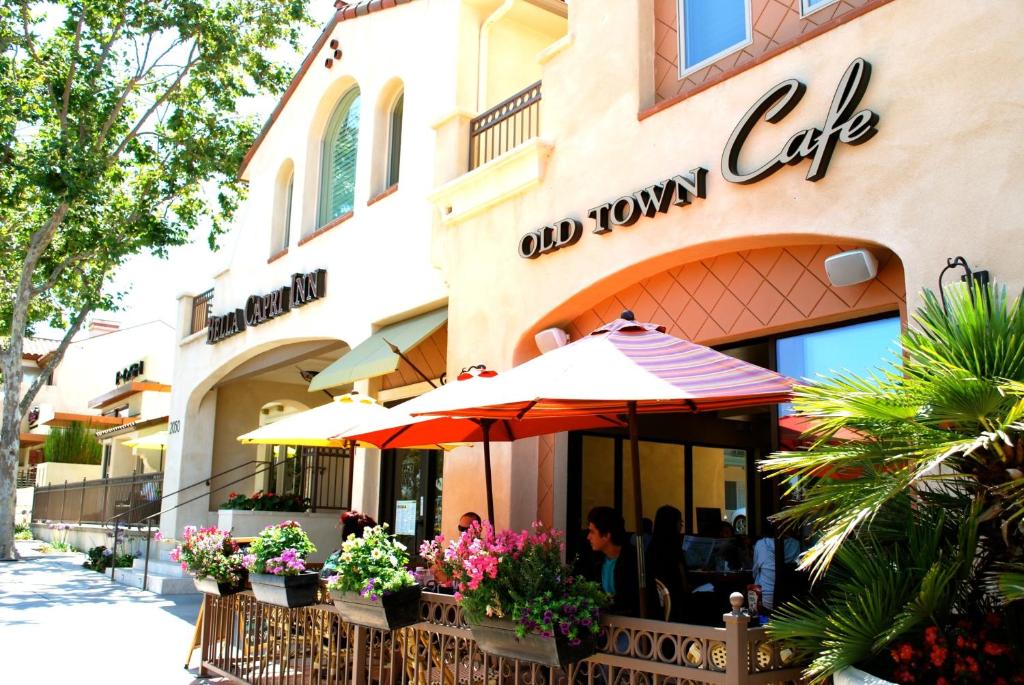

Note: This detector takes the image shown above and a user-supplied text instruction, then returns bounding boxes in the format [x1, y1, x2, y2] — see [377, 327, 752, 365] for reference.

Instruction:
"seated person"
[584, 506, 640, 617]
[457, 511, 482, 534]
[320, 510, 376, 579]
[751, 523, 800, 612]
[646, 505, 689, 622]
[429, 511, 484, 590]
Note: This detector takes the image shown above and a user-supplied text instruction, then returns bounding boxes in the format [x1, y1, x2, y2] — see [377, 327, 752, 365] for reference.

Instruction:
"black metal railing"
[468, 81, 541, 170]
[16, 466, 37, 488]
[31, 472, 164, 526]
[191, 288, 214, 334]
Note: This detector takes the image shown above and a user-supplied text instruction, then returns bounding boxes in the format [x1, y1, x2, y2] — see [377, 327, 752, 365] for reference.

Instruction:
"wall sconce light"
[824, 248, 878, 287]
[535, 327, 569, 354]
[938, 256, 989, 311]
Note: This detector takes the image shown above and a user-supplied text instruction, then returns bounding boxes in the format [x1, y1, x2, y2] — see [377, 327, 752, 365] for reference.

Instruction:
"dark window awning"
[308, 306, 447, 392]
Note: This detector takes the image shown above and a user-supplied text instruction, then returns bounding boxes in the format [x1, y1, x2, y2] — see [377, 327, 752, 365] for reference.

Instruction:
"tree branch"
[59, 11, 86, 133]
[108, 42, 200, 162]
[10, 203, 70, 346]
[18, 304, 91, 416]
[30, 249, 98, 297]
[17, 1, 38, 60]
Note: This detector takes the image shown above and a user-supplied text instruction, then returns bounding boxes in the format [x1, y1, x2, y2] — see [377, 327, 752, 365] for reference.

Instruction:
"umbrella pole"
[627, 401, 649, 619]
[481, 420, 495, 524]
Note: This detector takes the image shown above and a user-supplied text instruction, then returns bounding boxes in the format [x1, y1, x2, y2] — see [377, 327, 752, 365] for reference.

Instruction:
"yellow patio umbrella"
[124, 430, 170, 471]
[236, 393, 392, 448]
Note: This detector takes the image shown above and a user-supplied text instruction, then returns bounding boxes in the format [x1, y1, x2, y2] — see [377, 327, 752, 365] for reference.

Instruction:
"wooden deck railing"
[468, 81, 542, 170]
[201, 590, 804, 685]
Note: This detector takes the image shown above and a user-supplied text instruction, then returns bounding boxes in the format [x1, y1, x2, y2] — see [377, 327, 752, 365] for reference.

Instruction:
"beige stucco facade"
[160, 0, 1023, 547]
[428, 0, 1024, 534]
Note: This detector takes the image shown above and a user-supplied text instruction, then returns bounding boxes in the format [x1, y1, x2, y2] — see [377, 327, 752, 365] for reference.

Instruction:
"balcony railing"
[16, 466, 37, 488]
[469, 81, 542, 170]
[200, 590, 804, 685]
[31, 472, 163, 526]
[191, 288, 214, 335]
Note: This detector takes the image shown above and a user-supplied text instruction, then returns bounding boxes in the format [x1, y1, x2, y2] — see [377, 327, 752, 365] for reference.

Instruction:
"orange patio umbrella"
[338, 369, 625, 522]
[400, 312, 793, 617]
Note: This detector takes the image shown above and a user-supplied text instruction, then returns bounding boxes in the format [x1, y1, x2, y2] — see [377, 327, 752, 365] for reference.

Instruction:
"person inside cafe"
[320, 510, 377, 579]
[751, 520, 801, 612]
[457, 511, 481, 534]
[646, 505, 689, 622]
[585, 506, 640, 617]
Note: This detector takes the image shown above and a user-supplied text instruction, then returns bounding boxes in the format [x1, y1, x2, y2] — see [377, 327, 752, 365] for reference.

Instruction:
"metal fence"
[16, 466, 37, 488]
[191, 288, 214, 335]
[201, 590, 803, 685]
[31, 472, 163, 525]
[469, 81, 542, 170]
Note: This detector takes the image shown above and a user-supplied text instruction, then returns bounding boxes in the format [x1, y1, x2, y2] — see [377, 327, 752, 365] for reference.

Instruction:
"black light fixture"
[938, 256, 989, 311]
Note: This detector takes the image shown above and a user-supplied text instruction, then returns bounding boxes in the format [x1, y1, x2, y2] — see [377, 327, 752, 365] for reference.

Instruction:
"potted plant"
[167, 525, 246, 596]
[762, 284, 1024, 683]
[325, 523, 421, 630]
[242, 520, 318, 608]
[421, 521, 608, 668]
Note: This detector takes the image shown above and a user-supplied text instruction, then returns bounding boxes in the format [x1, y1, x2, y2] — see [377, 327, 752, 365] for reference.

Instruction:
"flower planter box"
[249, 571, 320, 608]
[193, 576, 244, 597]
[833, 666, 896, 685]
[468, 616, 597, 669]
[330, 584, 422, 630]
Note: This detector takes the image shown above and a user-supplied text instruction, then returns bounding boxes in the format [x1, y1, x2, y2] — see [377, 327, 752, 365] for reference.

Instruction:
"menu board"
[395, 500, 417, 536]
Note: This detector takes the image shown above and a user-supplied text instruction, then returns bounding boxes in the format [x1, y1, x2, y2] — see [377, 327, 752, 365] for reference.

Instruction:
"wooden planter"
[468, 616, 597, 669]
[249, 571, 319, 608]
[330, 584, 422, 630]
[193, 576, 244, 597]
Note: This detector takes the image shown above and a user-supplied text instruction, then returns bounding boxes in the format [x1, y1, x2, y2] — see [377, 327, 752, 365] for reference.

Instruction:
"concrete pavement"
[0, 541, 210, 683]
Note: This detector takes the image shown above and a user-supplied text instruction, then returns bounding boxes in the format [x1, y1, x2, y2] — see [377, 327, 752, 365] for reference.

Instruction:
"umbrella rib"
[381, 423, 412, 450]
[515, 400, 539, 421]
[501, 419, 513, 441]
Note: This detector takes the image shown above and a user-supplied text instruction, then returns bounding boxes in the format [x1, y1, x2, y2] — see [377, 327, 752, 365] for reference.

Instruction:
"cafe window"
[318, 86, 361, 227]
[379, 448, 444, 561]
[800, 0, 839, 17]
[677, 0, 752, 77]
[776, 315, 902, 415]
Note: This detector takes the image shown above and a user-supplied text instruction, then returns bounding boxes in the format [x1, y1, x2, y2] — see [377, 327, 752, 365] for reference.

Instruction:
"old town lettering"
[206, 269, 327, 344]
[588, 168, 708, 234]
[722, 58, 878, 184]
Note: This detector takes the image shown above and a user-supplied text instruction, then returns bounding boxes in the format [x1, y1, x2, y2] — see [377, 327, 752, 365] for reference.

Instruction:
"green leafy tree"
[0, 0, 313, 559]
[762, 283, 1024, 679]
[42, 420, 101, 464]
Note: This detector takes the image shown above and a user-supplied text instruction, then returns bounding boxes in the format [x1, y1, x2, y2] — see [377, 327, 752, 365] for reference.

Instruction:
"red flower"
[985, 612, 1002, 629]
[228, 492, 238, 499]
[965, 656, 979, 674]
[267, 491, 275, 497]
[936, 678, 950, 685]
[898, 644, 914, 662]
[924, 626, 940, 646]
[983, 641, 1008, 657]
[929, 646, 948, 667]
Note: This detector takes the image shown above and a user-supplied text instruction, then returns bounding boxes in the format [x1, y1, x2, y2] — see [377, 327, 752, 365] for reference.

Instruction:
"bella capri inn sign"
[207, 269, 327, 344]
[518, 58, 879, 259]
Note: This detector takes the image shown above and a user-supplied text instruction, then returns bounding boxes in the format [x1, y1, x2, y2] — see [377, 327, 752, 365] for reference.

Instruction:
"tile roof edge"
[238, 0, 417, 178]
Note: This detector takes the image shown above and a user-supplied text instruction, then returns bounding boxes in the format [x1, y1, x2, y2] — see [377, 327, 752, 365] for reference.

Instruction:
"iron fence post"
[59, 480, 67, 521]
[128, 471, 137, 524]
[310, 449, 320, 513]
[110, 519, 119, 582]
[723, 592, 752, 685]
[101, 476, 110, 521]
[143, 518, 152, 592]
[78, 477, 86, 524]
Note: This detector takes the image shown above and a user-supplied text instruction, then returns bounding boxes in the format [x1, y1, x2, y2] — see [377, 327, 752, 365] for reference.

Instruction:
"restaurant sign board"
[518, 58, 878, 259]
[207, 269, 327, 344]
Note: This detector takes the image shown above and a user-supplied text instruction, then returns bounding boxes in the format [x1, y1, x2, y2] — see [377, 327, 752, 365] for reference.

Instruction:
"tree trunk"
[0, 349, 24, 561]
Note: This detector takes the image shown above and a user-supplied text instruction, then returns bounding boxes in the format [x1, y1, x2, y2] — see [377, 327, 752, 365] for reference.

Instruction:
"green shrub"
[82, 545, 134, 572]
[43, 421, 101, 465]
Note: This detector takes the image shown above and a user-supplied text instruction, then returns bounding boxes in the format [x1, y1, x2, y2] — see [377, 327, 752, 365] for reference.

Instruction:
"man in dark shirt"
[585, 506, 640, 617]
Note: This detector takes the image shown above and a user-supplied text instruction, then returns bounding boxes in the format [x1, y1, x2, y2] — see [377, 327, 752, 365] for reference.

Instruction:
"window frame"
[317, 86, 362, 228]
[386, 91, 404, 189]
[800, 0, 840, 18]
[676, 0, 754, 79]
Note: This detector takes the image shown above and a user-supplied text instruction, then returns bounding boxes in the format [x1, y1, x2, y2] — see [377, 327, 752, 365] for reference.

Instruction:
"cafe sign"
[518, 58, 879, 259]
[207, 269, 327, 344]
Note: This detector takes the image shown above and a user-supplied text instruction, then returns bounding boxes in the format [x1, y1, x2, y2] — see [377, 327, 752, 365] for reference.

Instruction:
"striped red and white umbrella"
[402, 313, 792, 617]
[403, 315, 793, 419]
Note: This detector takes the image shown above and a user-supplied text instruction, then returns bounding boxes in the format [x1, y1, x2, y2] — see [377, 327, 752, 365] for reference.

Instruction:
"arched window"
[386, 91, 403, 187]
[319, 86, 361, 226]
[271, 163, 294, 255]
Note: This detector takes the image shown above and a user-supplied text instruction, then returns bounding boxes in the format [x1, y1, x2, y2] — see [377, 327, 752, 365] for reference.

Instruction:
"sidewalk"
[0, 541, 208, 683]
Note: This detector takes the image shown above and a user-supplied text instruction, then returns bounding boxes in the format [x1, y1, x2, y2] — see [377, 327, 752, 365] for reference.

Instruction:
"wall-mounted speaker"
[535, 327, 569, 354]
[824, 248, 878, 287]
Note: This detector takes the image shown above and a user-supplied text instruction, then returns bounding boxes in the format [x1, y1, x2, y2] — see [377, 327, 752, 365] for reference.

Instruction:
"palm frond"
[986, 565, 1024, 603]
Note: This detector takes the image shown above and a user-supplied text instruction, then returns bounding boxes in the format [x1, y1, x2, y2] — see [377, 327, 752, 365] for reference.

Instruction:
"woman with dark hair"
[320, 510, 377, 579]
[646, 505, 689, 622]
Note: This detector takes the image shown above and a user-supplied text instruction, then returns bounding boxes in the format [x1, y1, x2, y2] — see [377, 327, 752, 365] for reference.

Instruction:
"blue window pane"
[805, 0, 832, 7]
[776, 317, 901, 415]
[683, 0, 749, 70]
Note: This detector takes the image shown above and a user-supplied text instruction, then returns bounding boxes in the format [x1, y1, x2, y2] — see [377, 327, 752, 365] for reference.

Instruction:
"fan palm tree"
[763, 283, 1024, 588]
